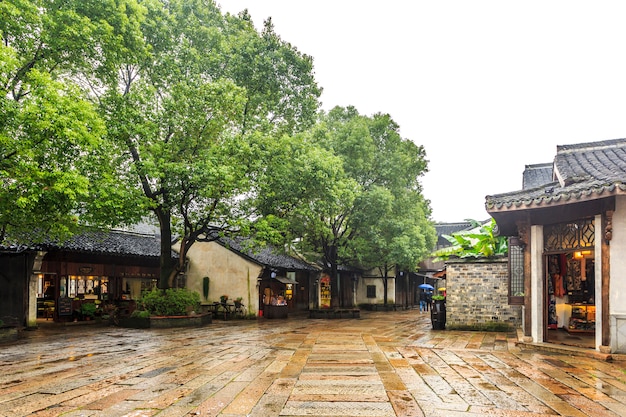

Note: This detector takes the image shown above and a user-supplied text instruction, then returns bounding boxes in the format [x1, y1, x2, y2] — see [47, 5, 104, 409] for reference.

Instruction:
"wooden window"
[544, 218, 594, 251]
[366, 285, 376, 298]
[508, 236, 524, 305]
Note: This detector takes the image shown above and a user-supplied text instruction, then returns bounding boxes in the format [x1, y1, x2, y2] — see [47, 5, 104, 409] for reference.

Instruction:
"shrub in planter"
[80, 302, 97, 319]
[139, 288, 201, 316]
[131, 310, 151, 319]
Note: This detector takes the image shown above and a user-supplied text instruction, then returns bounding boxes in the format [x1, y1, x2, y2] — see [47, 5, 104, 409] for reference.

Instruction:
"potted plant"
[431, 295, 446, 330]
[80, 302, 97, 320]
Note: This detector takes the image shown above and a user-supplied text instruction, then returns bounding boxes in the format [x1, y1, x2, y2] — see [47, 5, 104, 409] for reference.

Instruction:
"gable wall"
[357, 274, 396, 305]
[182, 242, 263, 314]
[446, 259, 522, 327]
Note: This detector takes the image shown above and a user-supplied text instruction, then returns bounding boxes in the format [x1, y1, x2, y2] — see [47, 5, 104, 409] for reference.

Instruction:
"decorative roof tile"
[486, 138, 626, 212]
[2, 229, 168, 258]
[522, 163, 553, 190]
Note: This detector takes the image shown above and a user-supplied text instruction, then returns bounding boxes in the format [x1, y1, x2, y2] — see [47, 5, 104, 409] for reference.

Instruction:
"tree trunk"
[155, 208, 174, 289]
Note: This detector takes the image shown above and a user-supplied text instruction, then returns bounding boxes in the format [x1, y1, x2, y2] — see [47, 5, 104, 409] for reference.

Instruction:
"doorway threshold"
[516, 340, 612, 361]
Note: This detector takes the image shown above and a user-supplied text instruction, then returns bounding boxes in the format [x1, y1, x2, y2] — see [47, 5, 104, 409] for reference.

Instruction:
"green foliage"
[97, 1, 322, 287]
[80, 302, 97, 317]
[254, 105, 434, 307]
[130, 309, 151, 319]
[0, 0, 147, 242]
[300, 107, 434, 274]
[139, 288, 201, 316]
[434, 218, 508, 260]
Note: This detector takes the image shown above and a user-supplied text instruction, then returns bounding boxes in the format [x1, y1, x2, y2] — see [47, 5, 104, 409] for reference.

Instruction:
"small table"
[207, 302, 234, 320]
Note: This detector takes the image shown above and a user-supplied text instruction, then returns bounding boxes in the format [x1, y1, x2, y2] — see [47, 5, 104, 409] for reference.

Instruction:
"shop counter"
[264, 304, 288, 319]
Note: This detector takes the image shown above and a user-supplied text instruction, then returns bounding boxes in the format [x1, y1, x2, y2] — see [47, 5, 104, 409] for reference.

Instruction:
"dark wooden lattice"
[544, 218, 594, 252]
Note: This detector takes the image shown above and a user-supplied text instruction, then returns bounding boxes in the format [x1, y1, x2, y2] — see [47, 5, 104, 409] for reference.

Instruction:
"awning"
[275, 276, 298, 285]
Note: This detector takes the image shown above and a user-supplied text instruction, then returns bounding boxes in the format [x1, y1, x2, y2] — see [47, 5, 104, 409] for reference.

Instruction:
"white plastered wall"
[176, 241, 263, 316]
[530, 225, 544, 343]
[610, 196, 626, 352]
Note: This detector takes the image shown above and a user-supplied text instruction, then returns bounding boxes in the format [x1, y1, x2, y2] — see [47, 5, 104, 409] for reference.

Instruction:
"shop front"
[543, 219, 596, 348]
[38, 256, 159, 322]
[261, 271, 299, 318]
[485, 138, 626, 353]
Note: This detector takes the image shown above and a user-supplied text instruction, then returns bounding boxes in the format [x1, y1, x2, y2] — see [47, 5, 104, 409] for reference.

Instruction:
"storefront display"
[568, 304, 595, 333]
[546, 250, 596, 344]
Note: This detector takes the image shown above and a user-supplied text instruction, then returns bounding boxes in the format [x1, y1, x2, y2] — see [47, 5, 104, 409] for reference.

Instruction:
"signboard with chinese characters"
[320, 274, 331, 308]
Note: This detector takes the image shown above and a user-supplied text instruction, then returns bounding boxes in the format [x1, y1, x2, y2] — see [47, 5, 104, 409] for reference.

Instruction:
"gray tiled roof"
[486, 138, 626, 212]
[3, 229, 166, 258]
[434, 222, 473, 247]
[218, 237, 318, 271]
[57, 230, 165, 257]
[522, 163, 553, 190]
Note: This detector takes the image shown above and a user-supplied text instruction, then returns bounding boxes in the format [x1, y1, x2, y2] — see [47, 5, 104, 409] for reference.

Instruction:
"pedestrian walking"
[419, 290, 427, 312]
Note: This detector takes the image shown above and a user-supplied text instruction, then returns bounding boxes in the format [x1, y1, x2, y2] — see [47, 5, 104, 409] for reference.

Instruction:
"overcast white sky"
[218, 1, 626, 223]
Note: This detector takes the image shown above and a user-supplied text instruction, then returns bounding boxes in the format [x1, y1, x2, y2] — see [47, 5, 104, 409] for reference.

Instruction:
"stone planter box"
[118, 316, 151, 329]
[119, 313, 212, 329]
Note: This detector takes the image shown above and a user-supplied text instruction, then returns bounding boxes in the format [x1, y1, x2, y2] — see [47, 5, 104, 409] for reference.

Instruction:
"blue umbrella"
[418, 283, 434, 290]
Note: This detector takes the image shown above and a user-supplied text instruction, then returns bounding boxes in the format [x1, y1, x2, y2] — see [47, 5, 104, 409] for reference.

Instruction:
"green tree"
[258, 106, 434, 307]
[100, 0, 322, 288]
[0, 0, 146, 242]
[354, 188, 436, 305]
[221, 12, 321, 136]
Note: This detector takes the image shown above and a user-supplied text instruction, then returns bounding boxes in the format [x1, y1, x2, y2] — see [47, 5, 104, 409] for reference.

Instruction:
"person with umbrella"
[418, 283, 434, 312]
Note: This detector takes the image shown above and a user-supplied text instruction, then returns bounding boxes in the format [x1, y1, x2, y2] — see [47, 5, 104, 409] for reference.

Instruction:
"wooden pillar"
[601, 211, 612, 347]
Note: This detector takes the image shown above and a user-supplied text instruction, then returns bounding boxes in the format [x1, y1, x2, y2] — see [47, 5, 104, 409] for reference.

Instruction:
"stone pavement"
[1, 309, 626, 417]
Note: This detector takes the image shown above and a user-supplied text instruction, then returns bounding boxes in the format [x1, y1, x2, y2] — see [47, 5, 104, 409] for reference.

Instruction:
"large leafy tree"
[354, 188, 436, 304]
[312, 107, 435, 306]
[258, 106, 435, 307]
[0, 0, 146, 242]
[100, 0, 322, 288]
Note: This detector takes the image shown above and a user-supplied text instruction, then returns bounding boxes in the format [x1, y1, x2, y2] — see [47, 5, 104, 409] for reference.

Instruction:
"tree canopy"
[2, 0, 435, 298]
[0, 0, 146, 242]
[257, 106, 436, 306]
[97, 0, 322, 287]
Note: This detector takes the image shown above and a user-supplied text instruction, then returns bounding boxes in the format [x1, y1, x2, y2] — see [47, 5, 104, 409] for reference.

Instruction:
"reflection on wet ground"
[0, 310, 625, 416]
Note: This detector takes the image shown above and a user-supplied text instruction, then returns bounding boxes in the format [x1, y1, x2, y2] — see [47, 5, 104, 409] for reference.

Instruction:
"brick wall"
[446, 258, 522, 328]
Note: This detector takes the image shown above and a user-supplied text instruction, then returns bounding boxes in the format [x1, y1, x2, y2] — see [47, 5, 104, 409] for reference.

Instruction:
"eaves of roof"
[217, 237, 318, 271]
[486, 180, 626, 213]
[487, 138, 626, 214]
[1, 229, 173, 259]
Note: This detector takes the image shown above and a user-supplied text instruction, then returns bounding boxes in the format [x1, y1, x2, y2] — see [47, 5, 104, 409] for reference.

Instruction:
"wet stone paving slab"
[1, 310, 626, 416]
